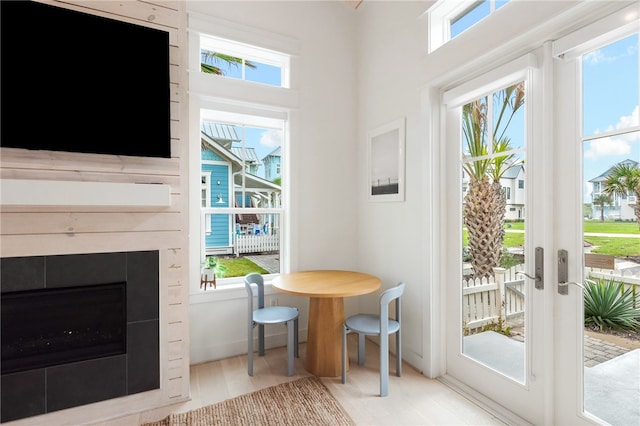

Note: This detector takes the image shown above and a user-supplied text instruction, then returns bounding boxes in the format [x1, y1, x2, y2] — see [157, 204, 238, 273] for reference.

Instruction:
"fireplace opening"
[1, 282, 127, 375]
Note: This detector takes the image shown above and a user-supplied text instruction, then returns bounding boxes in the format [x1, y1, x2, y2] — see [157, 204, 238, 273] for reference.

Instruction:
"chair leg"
[380, 334, 389, 397]
[287, 319, 295, 377]
[294, 318, 299, 358]
[258, 324, 265, 356]
[341, 325, 347, 384]
[396, 329, 402, 377]
[357, 333, 366, 365]
[248, 323, 254, 376]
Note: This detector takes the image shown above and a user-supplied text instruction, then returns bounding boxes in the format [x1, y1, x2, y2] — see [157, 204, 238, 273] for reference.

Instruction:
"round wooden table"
[272, 270, 381, 377]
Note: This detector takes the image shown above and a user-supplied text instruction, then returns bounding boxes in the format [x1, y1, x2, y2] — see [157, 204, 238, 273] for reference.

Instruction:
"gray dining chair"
[341, 282, 405, 396]
[244, 273, 299, 376]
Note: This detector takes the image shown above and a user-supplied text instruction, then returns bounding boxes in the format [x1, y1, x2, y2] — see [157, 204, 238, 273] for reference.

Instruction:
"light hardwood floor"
[101, 335, 507, 425]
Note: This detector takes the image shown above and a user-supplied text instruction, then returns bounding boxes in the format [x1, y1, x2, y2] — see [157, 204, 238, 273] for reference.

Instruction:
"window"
[428, 0, 510, 53]
[200, 113, 285, 284]
[504, 187, 511, 200]
[201, 173, 212, 233]
[518, 179, 524, 189]
[200, 34, 289, 88]
[189, 13, 299, 293]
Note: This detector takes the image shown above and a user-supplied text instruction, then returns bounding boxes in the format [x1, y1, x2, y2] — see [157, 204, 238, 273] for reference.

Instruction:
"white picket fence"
[463, 266, 525, 331]
[463, 263, 640, 331]
[234, 234, 279, 255]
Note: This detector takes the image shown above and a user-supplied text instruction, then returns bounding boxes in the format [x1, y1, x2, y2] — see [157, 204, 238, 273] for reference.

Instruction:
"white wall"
[186, 1, 360, 364]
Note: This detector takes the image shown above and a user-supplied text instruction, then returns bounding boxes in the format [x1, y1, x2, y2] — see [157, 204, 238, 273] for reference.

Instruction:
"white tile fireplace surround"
[0, 251, 160, 423]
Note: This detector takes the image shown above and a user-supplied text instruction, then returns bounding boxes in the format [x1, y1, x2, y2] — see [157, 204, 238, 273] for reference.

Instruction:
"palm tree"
[603, 162, 640, 229]
[592, 193, 612, 222]
[201, 51, 256, 75]
[462, 83, 525, 279]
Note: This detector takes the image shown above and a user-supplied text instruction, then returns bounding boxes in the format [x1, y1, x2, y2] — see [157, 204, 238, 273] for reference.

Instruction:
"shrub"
[583, 277, 640, 331]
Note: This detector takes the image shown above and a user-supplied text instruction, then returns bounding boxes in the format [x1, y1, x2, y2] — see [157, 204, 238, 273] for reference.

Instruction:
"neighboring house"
[588, 159, 638, 221]
[462, 164, 526, 220]
[501, 165, 526, 220]
[201, 122, 281, 255]
[263, 146, 281, 182]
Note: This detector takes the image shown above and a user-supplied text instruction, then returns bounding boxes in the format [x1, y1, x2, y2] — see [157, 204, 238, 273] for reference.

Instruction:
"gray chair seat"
[254, 306, 298, 324]
[345, 314, 400, 335]
[245, 273, 299, 377]
[342, 282, 405, 396]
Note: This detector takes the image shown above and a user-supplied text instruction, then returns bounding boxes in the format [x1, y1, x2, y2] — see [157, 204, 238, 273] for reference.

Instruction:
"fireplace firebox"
[1, 283, 127, 375]
[0, 251, 159, 423]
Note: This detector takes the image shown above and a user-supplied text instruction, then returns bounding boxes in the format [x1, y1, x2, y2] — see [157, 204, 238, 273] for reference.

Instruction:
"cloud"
[584, 137, 631, 159]
[584, 39, 637, 65]
[586, 105, 639, 158]
[260, 129, 282, 148]
[583, 49, 607, 65]
[608, 104, 639, 132]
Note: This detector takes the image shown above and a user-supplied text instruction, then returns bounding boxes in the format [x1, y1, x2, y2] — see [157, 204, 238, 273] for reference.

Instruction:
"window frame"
[188, 11, 299, 296]
[427, 0, 510, 53]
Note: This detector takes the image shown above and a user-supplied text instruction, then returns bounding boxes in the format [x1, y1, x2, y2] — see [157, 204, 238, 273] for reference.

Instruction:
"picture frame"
[367, 117, 405, 202]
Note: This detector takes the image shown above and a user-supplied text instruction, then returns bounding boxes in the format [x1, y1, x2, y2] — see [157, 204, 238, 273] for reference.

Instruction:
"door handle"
[558, 249, 568, 295]
[515, 246, 544, 290]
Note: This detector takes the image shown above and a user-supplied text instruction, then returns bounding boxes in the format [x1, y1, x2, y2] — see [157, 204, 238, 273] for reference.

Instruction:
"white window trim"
[427, 0, 510, 53]
[188, 11, 299, 298]
[201, 171, 212, 233]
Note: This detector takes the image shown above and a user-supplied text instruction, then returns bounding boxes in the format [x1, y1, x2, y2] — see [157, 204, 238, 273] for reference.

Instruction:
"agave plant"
[583, 277, 640, 331]
[462, 83, 525, 279]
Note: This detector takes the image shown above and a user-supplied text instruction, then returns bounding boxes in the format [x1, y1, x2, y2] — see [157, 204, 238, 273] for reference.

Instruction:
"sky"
[454, 1, 639, 202]
[582, 33, 639, 199]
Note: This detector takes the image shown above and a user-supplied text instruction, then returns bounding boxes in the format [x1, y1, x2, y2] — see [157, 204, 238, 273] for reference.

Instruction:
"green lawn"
[217, 257, 268, 278]
[462, 220, 640, 257]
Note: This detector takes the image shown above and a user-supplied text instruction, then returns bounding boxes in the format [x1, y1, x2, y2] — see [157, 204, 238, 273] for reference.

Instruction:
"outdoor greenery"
[200, 51, 256, 75]
[583, 277, 640, 332]
[461, 83, 525, 279]
[591, 193, 612, 222]
[464, 219, 639, 260]
[602, 162, 640, 229]
[216, 257, 268, 278]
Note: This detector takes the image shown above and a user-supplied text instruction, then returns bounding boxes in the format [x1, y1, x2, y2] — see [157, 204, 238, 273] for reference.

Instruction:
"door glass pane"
[582, 33, 640, 425]
[583, 34, 639, 138]
[461, 82, 527, 382]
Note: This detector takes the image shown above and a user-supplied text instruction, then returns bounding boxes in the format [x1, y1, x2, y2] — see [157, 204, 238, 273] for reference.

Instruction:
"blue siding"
[202, 150, 224, 161]
[202, 157, 230, 249]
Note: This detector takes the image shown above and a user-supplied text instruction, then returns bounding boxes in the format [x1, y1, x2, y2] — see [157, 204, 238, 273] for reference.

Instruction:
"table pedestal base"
[306, 297, 347, 377]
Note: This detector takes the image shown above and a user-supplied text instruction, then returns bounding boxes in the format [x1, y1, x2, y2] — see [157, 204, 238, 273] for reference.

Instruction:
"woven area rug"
[142, 376, 354, 426]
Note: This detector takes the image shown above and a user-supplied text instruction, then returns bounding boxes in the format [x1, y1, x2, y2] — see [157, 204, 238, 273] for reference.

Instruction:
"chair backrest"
[244, 273, 265, 313]
[379, 282, 405, 333]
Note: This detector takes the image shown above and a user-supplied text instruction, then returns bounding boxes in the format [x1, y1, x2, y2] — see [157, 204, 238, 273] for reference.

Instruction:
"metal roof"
[588, 159, 639, 182]
[231, 147, 261, 164]
[201, 121, 241, 143]
[501, 165, 523, 179]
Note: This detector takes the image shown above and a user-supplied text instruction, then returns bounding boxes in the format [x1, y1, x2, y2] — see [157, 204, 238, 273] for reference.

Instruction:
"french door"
[441, 8, 638, 425]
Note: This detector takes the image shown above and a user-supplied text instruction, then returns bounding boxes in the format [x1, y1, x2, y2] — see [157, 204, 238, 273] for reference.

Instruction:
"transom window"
[200, 34, 289, 88]
[428, 0, 510, 53]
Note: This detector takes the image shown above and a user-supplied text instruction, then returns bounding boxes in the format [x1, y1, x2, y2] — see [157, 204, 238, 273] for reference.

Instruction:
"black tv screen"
[1, 1, 171, 158]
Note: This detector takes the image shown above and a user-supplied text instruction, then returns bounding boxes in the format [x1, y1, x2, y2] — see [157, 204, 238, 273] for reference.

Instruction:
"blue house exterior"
[201, 148, 231, 251]
[201, 122, 282, 255]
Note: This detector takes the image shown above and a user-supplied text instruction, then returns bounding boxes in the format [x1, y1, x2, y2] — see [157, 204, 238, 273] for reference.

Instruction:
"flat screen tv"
[0, 1, 171, 158]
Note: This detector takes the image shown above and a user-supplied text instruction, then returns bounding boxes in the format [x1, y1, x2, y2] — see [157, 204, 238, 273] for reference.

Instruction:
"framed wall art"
[367, 117, 405, 202]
